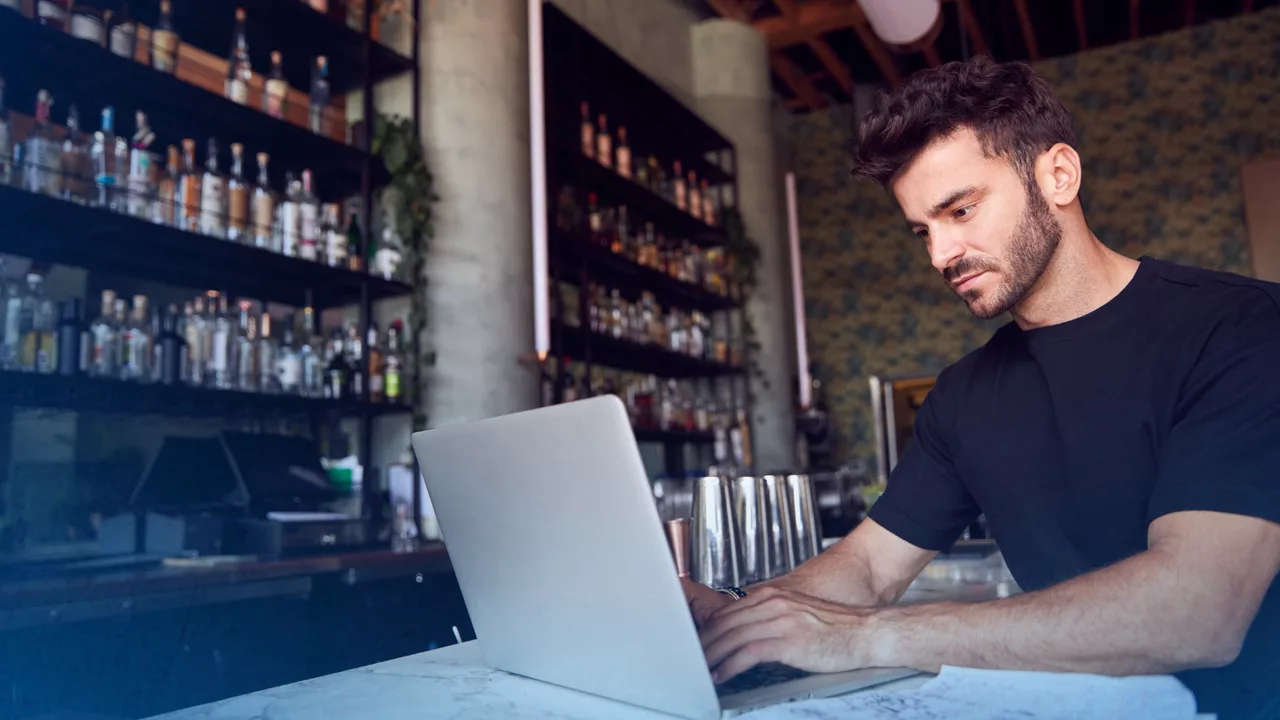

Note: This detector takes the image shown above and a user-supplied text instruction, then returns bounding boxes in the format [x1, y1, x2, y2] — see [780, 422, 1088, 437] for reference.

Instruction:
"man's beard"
[946, 183, 1062, 320]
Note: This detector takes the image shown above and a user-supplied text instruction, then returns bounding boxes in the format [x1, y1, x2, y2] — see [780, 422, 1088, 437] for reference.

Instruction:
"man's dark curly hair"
[852, 55, 1076, 190]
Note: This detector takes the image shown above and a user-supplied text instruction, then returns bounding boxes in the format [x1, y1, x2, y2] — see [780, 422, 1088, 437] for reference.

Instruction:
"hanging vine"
[372, 113, 438, 431]
[721, 206, 768, 392]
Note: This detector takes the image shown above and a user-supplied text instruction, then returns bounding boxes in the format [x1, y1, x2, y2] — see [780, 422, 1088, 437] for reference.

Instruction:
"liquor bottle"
[324, 329, 345, 399]
[309, 56, 330, 135]
[263, 51, 288, 120]
[226, 8, 251, 105]
[579, 101, 593, 158]
[209, 292, 234, 389]
[384, 321, 403, 404]
[596, 114, 611, 169]
[275, 313, 301, 394]
[200, 138, 226, 238]
[154, 145, 179, 226]
[108, 3, 138, 60]
[253, 152, 275, 249]
[367, 323, 384, 403]
[69, 0, 105, 43]
[226, 143, 249, 242]
[673, 160, 687, 211]
[88, 290, 118, 378]
[234, 300, 256, 391]
[616, 126, 631, 179]
[346, 211, 363, 272]
[279, 173, 301, 257]
[586, 192, 603, 247]
[298, 170, 319, 261]
[177, 139, 201, 232]
[299, 306, 322, 397]
[60, 105, 91, 204]
[345, 322, 364, 397]
[0, 76, 10, 187]
[559, 363, 577, 403]
[652, 157, 669, 200]
[257, 311, 277, 392]
[57, 299, 83, 376]
[151, 0, 179, 75]
[121, 295, 152, 381]
[18, 273, 54, 373]
[156, 304, 185, 385]
[701, 179, 716, 227]
[611, 205, 629, 256]
[127, 110, 155, 218]
[183, 298, 205, 386]
[322, 203, 346, 267]
[25, 90, 62, 198]
[36, 0, 69, 30]
[688, 170, 701, 220]
[110, 297, 128, 378]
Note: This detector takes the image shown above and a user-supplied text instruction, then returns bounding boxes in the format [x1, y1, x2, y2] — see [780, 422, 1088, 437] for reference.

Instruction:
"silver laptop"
[411, 396, 915, 719]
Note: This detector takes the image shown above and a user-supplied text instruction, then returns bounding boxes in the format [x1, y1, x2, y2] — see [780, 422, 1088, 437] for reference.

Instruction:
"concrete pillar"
[691, 20, 796, 471]
[418, 0, 537, 426]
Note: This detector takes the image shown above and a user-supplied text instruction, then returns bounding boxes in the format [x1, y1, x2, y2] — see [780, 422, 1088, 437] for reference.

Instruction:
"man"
[686, 56, 1280, 719]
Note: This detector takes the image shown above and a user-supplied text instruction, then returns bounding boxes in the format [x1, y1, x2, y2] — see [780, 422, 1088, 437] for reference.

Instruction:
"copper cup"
[664, 517, 692, 578]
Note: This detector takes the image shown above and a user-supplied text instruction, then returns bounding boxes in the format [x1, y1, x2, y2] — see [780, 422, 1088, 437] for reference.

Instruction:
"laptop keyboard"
[715, 662, 811, 696]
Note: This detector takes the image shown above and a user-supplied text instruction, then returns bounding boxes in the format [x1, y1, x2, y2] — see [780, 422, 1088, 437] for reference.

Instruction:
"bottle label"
[128, 151, 153, 217]
[180, 176, 201, 231]
[278, 354, 301, 390]
[3, 299, 20, 352]
[227, 78, 249, 105]
[385, 370, 400, 400]
[299, 240, 317, 261]
[201, 177, 225, 236]
[253, 192, 274, 244]
[597, 137, 612, 168]
[152, 31, 177, 73]
[281, 202, 300, 256]
[29, 138, 62, 197]
[265, 80, 287, 118]
[617, 149, 631, 179]
[37, 0, 68, 24]
[212, 329, 228, 371]
[369, 373, 384, 396]
[300, 204, 318, 244]
[120, 329, 134, 372]
[110, 23, 136, 58]
[69, 14, 104, 42]
[327, 231, 347, 266]
[580, 124, 594, 158]
[228, 186, 248, 235]
[675, 179, 687, 210]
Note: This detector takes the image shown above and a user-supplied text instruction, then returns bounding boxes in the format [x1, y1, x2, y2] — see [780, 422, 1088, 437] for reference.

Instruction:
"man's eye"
[914, 228, 929, 239]
[954, 204, 976, 219]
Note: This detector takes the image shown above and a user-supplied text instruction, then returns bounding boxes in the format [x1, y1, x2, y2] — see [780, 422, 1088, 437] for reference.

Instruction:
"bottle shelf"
[553, 230, 740, 313]
[0, 185, 412, 309]
[102, 0, 416, 95]
[633, 428, 715, 445]
[0, 369, 411, 419]
[554, 322, 742, 379]
[0, 13, 386, 201]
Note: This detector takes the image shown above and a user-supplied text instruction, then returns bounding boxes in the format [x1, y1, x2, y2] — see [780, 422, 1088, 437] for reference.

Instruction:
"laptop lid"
[412, 396, 722, 720]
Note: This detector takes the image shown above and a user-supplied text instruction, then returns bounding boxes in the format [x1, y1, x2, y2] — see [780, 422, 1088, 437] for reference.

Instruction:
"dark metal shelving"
[554, 323, 742, 380]
[554, 230, 739, 313]
[0, 370, 411, 419]
[633, 428, 714, 445]
[0, 185, 412, 310]
[0, 14, 385, 200]
[102, 0, 415, 95]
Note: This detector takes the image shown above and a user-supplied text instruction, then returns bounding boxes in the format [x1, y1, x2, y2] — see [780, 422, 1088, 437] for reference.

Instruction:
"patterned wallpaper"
[787, 8, 1280, 465]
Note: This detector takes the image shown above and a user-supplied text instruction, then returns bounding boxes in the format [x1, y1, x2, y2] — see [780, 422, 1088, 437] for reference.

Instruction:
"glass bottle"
[235, 300, 256, 392]
[366, 323, 384, 403]
[183, 298, 205, 386]
[309, 56, 330, 135]
[596, 114, 611, 169]
[157, 304, 185, 385]
[279, 173, 301, 257]
[263, 50, 288, 119]
[345, 322, 364, 398]
[14, 273, 43, 372]
[587, 192, 603, 247]
[1, 273, 22, 371]
[275, 313, 301, 395]
[69, 0, 105, 44]
[200, 138, 226, 238]
[108, 3, 138, 60]
[151, 0, 179, 75]
[579, 101, 593, 158]
[121, 295, 152, 381]
[701, 179, 716, 227]
[346, 211, 363, 271]
[688, 170, 701, 220]
[110, 297, 128, 379]
[0, 76, 10, 187]
[25, 90, 61, 198]
[324, 330, 346, 400]
[28, 275, 57, 374]
[60, 105, 91, 205]
[322, 203, 346, 267]
[210, 292, 234, 389]
[177, 138, 201, 232]
[127, 110, 156, 218]
[226, 8, 251, 105]
[673, 160, 687, 211]
[36, 0, 69, 30]
[616, 126, 631, 179]
[226, 143, 249, 243]
[608, 289, 623, 340]
[299, 306, 322, 397]
[253, 152, 275, 249]
[384, 321, 403, 405]
[88, 290, 117, 378]
[257, 311, 277, 392]
[298, 169, 319, 261]
[611, 205, 629, 256]
[154, 145, 179, 226]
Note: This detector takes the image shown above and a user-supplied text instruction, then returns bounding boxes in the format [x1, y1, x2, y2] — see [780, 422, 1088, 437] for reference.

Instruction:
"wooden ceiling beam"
[954, 0, 989, 56]
[1013, 0, 1041, 60]
[772, 52, 829, 111]
[754, 0, 861, 49]
[1072, 0, 1089, 51]
[1130, 0, 1141, 40]
[772, 0, 854, 98]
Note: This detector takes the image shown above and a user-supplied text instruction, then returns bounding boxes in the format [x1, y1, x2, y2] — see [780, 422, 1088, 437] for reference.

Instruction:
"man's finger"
[700, 595, 791, 649]
[704, 617, 789, 671]
[712, 639, 785, 685]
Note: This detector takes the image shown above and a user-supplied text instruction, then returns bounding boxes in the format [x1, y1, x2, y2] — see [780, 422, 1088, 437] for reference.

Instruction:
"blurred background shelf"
[633, 428, 715, 445]
[554, 323, 742, 379]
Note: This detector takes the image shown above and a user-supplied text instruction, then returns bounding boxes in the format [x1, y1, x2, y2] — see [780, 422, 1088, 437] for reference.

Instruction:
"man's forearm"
[867, 545, 1240, 676]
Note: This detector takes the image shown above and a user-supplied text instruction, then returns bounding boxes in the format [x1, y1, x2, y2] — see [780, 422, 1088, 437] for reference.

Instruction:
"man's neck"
[1010, 230, 1140, 330]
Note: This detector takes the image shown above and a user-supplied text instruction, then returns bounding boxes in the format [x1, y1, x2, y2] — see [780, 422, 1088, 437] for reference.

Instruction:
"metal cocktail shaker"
[691, 474, 741, 588]
[732, 475, 770, 585]
[786, 473, 823, 564]
[759, 474, 796, 579]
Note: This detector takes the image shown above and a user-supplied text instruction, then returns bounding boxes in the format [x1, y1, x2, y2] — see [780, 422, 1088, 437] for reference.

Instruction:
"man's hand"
[681, 577, 733, 629]
[698, 586, 883, 683]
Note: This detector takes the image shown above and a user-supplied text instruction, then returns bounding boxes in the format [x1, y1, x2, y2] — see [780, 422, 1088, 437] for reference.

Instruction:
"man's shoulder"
[1143, 257, 1280, 336]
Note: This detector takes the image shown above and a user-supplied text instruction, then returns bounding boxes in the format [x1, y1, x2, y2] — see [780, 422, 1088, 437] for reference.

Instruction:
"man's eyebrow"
[903, 186, 984, 229]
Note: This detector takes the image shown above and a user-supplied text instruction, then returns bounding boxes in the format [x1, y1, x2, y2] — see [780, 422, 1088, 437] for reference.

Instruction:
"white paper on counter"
[741, 665, 1197, 720]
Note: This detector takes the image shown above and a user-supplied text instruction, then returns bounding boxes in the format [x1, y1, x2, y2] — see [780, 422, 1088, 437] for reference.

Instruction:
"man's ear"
[1036, 142, 1082, 209]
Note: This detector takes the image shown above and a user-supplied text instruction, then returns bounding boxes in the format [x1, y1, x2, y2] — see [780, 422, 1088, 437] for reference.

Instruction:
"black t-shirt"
[869, 257, 1280, 719]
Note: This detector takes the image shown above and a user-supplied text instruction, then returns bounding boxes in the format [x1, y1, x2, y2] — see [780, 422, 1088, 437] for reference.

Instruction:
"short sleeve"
[1149, 292, 1280, 525]
[868, 375, 980, 551]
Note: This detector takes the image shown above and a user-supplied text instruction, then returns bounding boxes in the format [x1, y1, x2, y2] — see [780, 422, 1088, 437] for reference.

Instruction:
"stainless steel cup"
[691, 474, 741, 588]
[732, 476, 770, 585]
[759, 474, 796, 579]
[664, 518, 692, 578]
[786, 473, 823, 564]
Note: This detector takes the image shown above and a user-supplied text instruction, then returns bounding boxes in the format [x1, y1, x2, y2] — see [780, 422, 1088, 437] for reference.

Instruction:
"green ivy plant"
[372, 114, 439, 431]
[721, 207, 768, 391]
